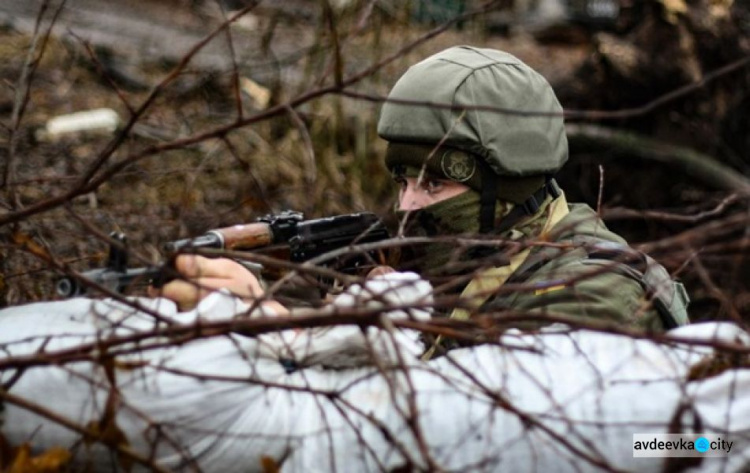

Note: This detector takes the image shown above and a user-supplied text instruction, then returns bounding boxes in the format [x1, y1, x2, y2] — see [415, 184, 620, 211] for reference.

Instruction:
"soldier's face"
[396, 176, 469, 211]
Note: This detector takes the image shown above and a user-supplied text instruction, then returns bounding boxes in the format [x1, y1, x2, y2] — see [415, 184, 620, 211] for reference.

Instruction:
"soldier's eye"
[424, 179, 443, 194]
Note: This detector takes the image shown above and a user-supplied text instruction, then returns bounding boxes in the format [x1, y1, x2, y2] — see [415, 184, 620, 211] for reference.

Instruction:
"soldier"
[157, 46, 689, 341]
[379, 46, 689, 336]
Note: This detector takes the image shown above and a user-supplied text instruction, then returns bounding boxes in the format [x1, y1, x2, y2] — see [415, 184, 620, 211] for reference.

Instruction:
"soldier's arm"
[487, 261, 665, 332]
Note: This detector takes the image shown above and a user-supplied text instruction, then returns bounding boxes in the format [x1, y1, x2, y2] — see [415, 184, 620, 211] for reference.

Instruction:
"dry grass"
[0, 1, 748, 323]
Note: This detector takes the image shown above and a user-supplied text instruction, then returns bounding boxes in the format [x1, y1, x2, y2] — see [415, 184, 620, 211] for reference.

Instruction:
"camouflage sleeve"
[486, 259, 666, 332]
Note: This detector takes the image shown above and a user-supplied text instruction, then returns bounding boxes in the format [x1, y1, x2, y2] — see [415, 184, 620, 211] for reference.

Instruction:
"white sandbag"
[0, 273, 748, 472]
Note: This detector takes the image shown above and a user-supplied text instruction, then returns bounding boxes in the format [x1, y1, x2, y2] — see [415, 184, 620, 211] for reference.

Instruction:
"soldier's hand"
[149, 254, 288, 315]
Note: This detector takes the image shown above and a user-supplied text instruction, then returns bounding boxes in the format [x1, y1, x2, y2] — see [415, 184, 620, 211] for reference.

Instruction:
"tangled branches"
[1, 0, 750, 471]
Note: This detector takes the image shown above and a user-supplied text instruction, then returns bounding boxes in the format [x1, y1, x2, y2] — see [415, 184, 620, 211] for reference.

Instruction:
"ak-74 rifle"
[56, 211, 390, 298]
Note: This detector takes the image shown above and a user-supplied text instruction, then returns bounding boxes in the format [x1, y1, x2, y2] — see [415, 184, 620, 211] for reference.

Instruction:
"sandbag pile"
[0, 272, 748, 472]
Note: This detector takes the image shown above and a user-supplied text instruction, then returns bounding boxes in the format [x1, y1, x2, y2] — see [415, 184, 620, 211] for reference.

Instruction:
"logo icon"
[695, 437, 710, 453]
[440, 151, 476, 182]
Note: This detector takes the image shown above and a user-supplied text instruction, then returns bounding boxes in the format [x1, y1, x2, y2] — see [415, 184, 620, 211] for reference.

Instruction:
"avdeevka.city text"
[633, 437, 734, 453]
[633, 433, 735, 457]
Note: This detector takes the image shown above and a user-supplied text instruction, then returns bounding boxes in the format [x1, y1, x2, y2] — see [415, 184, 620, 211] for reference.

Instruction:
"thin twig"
[3, 0, 66, 210]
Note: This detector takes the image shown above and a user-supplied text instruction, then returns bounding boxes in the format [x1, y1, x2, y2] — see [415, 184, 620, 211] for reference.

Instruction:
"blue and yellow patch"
[532, 281, 567, 296]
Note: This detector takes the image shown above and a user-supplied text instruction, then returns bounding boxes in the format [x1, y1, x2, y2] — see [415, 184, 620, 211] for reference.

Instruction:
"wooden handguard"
[210, 223, 273, 251]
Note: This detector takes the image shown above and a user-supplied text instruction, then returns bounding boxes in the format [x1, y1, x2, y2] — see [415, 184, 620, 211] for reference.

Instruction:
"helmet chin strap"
[485, 176, 562, 235]
[479, 170, 498, 234]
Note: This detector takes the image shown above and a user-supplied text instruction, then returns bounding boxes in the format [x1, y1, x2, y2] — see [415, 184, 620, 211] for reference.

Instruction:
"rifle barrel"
[56, 266, 162, 298]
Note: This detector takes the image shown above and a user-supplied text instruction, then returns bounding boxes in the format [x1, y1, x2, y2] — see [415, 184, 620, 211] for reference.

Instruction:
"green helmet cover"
[377, 46, 568, 178]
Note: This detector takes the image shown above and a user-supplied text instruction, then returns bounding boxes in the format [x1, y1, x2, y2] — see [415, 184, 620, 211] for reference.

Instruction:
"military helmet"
[377, 46, 568, 205]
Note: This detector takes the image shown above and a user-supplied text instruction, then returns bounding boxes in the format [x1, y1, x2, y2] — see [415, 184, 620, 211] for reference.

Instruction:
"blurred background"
[0, 0, 748, 323]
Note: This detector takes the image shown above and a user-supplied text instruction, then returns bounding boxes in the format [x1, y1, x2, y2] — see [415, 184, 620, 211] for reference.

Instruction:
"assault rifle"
[56, 211, 390, 298]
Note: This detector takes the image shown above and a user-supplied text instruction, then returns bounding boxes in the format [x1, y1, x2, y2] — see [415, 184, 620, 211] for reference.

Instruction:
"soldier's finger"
[174, 255, 246, 279]
[163, 276, 261, 306]
[158, 279, 202, 312]
[191, 276, 259, 299]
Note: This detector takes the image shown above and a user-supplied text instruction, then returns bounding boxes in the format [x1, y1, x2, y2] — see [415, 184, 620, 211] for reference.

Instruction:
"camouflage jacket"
[482, 203, 690, 332]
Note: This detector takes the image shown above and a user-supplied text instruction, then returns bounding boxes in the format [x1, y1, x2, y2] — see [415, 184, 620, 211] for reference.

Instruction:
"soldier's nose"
[398, 186, 425, 211]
